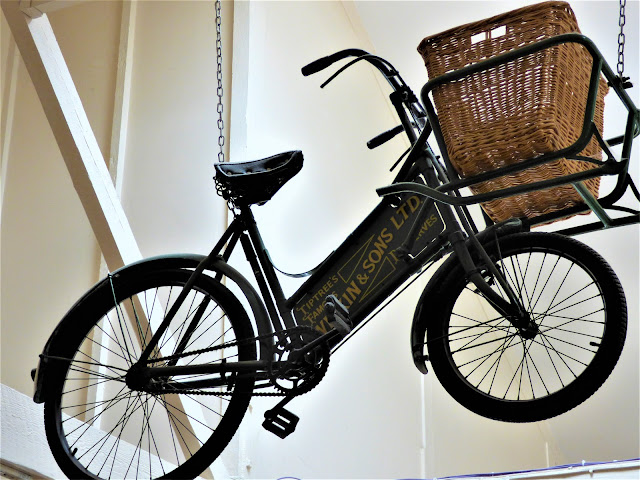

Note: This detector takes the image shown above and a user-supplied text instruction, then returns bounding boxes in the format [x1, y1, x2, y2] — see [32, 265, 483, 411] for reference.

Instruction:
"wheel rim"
[50, 273, 253, 479]
[443, 245, 608, 403]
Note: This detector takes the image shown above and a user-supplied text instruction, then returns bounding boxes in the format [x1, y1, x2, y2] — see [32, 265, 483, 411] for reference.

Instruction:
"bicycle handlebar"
[301, 50, 362, 76]
[302, 49, 428, 154]
[302, 49, 411, 95]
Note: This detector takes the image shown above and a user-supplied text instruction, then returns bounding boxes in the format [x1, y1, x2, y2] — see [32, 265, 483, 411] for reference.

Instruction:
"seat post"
[237, 206, 298, 330]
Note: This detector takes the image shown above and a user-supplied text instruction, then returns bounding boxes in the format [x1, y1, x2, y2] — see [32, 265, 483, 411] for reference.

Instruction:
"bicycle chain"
[145, 325, 310, 365]
[143, 326, 322, 398]
[148, 386, 287, 398]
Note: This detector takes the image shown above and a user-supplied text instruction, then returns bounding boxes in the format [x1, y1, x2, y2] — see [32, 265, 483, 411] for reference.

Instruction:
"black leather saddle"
[214, 150, 303, 206]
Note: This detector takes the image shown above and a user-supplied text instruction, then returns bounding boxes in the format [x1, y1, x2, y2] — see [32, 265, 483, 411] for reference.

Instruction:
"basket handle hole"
[490, 25, 507, 39]
[471, 32, 486, 44]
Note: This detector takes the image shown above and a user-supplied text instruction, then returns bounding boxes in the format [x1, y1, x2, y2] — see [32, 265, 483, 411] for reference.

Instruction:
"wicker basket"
[417, 1, 608, 223]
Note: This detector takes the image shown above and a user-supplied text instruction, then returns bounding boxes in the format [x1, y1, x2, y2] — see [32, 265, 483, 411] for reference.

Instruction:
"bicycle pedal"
[324, 295, 352, 336]
[262, 406, 299, 439]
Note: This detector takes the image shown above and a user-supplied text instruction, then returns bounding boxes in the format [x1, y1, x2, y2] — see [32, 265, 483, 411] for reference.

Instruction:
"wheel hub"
[510, 315, 539, 340]
[125, 363, 151, 392]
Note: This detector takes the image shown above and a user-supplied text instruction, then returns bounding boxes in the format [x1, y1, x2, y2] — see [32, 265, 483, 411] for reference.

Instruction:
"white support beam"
[19, 0, 81, 18]
[109, 0, 136, 195]
[1, 37, 20, 216]
[2, 0, 140, 271]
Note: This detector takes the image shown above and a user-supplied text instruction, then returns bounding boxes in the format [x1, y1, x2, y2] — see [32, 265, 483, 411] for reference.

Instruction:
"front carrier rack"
[377, 33, 639, 237]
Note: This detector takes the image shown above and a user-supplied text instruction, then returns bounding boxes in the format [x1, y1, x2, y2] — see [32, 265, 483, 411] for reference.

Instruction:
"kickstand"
[262, 395, 299, 439]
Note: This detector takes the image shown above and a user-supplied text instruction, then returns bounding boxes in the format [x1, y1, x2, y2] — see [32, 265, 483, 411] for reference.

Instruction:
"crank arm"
[286, 329, 340, 363]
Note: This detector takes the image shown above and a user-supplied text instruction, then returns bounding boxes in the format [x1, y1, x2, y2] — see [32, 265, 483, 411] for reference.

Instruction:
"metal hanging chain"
[617, 0, 627, 78]
[215, 0, 225, 163]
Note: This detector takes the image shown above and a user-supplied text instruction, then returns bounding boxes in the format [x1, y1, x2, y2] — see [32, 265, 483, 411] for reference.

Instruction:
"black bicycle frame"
[135, 34, 638, 382]
[133, 142, 524, 385]
[181, 145, 524, 357]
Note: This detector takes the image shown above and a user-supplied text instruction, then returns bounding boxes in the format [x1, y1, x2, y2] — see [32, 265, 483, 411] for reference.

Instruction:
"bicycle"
[32, 35, 638, 479]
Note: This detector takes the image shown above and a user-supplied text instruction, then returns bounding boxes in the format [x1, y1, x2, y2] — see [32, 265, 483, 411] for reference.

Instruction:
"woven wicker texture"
[418, 1, 608, 222]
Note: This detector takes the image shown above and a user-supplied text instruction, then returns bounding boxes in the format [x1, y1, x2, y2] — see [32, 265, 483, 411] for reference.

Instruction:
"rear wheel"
[44, 268, 256, 479]
[416, 232, 627, 422]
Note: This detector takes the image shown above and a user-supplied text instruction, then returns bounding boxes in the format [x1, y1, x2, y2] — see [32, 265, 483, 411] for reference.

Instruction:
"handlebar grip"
[301, 56, 335, 76]
[367, 125, 405, 149]
[301, 49, 370, 76]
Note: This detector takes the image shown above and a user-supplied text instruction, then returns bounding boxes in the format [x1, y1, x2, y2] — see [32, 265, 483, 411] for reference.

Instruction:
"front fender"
[33, 254, 271, 403]
[410, 219, 524, 374]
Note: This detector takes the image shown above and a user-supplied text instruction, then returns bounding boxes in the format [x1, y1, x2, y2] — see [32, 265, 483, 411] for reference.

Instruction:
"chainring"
[269, 328, 330, 396]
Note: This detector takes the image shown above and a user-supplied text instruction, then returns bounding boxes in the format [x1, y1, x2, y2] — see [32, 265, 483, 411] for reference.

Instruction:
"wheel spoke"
[79, 392, 142, 464]
[452, 333, 523, 369]
[128, 295, 150, 353]
[466, 333, 521, 395]
[63, 387, 131, 427]
[529, 255, 562, 314]
[544, 290, 601, 319]
[538, 333, 574, 384]
[49, 269, 255, 479]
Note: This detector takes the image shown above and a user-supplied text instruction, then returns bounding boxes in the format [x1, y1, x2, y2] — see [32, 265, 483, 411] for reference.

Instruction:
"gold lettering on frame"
[295, 195, 443, 334]
[417, 213, 439, 240]
[390, 195, 422, 230]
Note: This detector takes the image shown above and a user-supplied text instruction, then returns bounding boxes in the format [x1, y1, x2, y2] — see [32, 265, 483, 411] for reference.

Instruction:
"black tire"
[44, 268, 256, 479]
[415, 232, 627, 422]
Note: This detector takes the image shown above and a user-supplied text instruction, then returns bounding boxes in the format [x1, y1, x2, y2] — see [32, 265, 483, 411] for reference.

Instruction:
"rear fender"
[33, 254, 271, 403]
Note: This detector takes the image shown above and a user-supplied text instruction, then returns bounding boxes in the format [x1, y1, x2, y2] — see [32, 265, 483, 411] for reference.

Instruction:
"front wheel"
[415, 232, 627, 422]
[43, 267, 256, 479]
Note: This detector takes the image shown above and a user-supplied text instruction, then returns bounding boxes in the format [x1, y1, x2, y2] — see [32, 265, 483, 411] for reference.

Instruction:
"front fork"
[448, 229, 538, 337]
